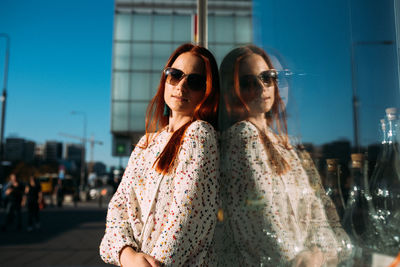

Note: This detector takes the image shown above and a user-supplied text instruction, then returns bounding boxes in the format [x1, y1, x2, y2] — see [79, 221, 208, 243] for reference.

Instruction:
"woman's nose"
[262, 82, 274, 93]
[175, 77, 188, 92]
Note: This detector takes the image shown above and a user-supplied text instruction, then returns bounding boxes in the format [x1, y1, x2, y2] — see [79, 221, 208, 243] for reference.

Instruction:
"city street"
[0, 201, 112, 267]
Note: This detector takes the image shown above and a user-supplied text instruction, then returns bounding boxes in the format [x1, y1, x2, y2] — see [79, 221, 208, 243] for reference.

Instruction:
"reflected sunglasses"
[164, 67, 206, 92]
[239, 69, 278, 90]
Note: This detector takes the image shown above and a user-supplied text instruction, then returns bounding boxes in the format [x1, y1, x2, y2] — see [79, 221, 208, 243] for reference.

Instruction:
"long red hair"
[220, 45, 290, 175]
[143, 43, 219, 174]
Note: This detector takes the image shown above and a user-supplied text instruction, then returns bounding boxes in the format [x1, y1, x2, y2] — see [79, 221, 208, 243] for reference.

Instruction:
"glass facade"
[110, 0, 400, 265]
[111, 0, 252, 156]
[250, 0, 400, 265]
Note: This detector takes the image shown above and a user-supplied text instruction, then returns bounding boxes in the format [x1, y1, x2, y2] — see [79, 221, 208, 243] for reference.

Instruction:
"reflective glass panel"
[115, 13, 131, 41]
[114, 42, 130, 70]
[153, 14, 172, 41]
[112, 72, 129, 100]
[129, 102, 147, 131]
[112, 101, 129, 132]
[130, 72, 151, 101]
[133, 14, 151, 41]
[132, 43, 151, 70]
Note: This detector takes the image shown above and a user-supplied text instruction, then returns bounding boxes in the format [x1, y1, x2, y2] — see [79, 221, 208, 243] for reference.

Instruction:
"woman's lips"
[172, 95, 188, 102]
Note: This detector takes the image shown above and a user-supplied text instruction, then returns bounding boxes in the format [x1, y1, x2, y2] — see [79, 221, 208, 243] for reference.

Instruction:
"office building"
[66, 143, 84, 166]
[4, 137, 35, 163]
[44, 141, 63, 162]
[111, 0, 253, 156]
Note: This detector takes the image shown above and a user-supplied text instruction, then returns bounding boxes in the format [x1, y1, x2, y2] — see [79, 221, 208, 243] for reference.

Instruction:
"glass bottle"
[325, 158, 345, 218]
[342, 153, 371, 240]
[366, 107, 400, 256]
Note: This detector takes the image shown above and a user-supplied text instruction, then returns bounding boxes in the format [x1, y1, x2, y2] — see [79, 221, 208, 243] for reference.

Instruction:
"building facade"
[111, 0, 253, 157]
[44, 141, 63, 162]
[4, 137, 35, 163]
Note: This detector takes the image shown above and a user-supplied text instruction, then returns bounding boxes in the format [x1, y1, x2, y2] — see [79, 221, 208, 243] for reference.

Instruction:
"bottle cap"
[385, 107, 397, 120]
[351, 153, 363, 161]
[326, 158, 338, 164]
[326, 158, 338, 171]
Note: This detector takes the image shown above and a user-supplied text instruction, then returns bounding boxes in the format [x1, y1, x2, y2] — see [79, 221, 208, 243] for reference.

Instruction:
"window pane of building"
[112, 102, 129, 132]
[235, 16, 252, 43]
[129, 102, 147, 131]
[215, 44, 234, 65]
[133, 14, 151, 41]
[215, 16, 234, 43]
[208, 15, 216, 43]
[114, 42, 130, 70]
[153, 14, 172, 41]
[131, 72, 151, 101]
[132, 42, 151, 70]
[113, 72, 130, 100]
[151, 72, 161, 96]
[152, 43, 172, 70]
[115, 13, 131, 41]
[173, 15, 191, 42]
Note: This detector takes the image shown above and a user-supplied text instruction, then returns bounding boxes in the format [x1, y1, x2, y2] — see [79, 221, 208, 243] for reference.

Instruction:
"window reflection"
[217, 45, 352, 266]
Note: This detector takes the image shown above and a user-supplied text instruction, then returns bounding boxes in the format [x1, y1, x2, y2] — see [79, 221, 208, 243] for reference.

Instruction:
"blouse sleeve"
[150, 121, 219, 266]
[222, 123, 295, 265]
[298, 150, 352, 262]
[99, 138, 145, 266]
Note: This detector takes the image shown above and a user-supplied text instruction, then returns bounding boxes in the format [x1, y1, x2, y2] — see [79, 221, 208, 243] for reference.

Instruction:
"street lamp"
[71, 111, 87, 189]
[0, 33, 10, 184]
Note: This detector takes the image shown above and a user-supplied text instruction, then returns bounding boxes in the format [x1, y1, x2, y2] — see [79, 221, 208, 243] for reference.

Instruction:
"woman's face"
[164, 52, 206, 117]
[239, 54, 275, 116]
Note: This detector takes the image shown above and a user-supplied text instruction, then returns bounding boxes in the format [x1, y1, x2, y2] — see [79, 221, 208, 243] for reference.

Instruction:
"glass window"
[153, 15, 172, 41]
[173, 15, 191, 42]
[133, 14, 151, 41]
[115, 14, 131, 41]
[131, 72, 151, 101]
[114, 42, 130, 70]
[215, 44, 234, 65]
[132, 43, 151, 70]
[208, 15, 216, 43]
[235, 16, 252, 43]
[150, 72, 162, 97]
[152, 43, 172, 70]
[215, 16, 234, 43]
[129, 102, 148, 131]
[112, 102, 129, 132]
[112, 72, 130, 100]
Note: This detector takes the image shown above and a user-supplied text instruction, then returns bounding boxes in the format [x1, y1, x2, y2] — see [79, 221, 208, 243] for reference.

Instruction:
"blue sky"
[0, 0, 120, 167]
[0, 0, 398, 170]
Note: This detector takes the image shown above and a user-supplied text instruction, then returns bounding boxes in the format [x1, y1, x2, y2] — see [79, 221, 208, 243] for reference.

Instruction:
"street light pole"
[71, 111, 87, 189]
[0, 34, 10, 184]
[197, 0, 208, 48]
[0, 34, 10, 162]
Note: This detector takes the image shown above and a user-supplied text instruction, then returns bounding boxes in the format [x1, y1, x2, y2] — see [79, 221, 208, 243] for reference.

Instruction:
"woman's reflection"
[219, 45, 351, 267]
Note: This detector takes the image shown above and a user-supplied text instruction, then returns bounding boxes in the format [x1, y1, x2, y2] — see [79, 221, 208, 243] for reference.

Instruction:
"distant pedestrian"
[73, 185, 79, 208]
[1, 174, 24, 231]
[54, 179, 64, 207]
[24, 176, 42, 232]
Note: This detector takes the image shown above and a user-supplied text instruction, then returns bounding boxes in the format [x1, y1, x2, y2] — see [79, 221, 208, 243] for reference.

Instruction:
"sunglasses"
[164, 67, 206, 92]
[239, 69, 278, 90]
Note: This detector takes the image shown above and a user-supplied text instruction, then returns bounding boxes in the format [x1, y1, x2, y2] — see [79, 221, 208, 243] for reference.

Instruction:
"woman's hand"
[120, 246, 161, 267]
[292, 247, 326, 267]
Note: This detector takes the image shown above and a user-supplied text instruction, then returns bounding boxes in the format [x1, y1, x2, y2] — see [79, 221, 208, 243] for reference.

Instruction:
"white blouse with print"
[219, 121, 351, 267]
[100, 120, 219, 266]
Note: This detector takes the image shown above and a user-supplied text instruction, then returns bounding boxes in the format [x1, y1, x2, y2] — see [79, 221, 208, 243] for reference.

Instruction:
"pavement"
[0, 200, 113, 267]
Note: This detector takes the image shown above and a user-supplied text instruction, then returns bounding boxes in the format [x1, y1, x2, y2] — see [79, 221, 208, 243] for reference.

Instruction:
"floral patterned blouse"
[218, 121, 351, 266]
[100, 120, 219, 266]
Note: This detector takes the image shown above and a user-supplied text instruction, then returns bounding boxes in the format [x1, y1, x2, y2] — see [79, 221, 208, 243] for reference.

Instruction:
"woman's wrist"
[119, 246, 138, 266]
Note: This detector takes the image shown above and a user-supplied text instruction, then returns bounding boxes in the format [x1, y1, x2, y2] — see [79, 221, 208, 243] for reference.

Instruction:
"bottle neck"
[386, 119, 397, 144]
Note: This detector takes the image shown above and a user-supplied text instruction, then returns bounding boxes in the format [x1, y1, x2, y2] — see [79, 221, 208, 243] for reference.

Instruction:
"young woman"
[218, 45, 351, 267]
[100, 43, 220, 267]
